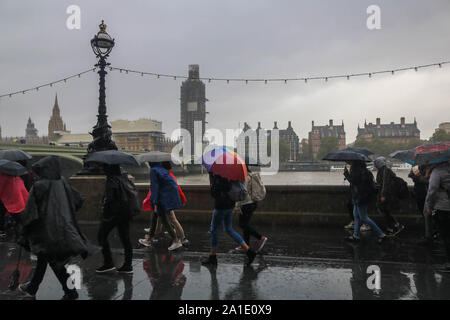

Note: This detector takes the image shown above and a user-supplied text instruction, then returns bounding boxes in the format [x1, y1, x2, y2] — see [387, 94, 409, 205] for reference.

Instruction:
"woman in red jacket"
[139, 161, 189, 247]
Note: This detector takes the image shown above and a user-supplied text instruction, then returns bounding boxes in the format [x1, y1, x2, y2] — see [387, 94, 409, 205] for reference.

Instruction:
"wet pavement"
[1, 220, 450, 300]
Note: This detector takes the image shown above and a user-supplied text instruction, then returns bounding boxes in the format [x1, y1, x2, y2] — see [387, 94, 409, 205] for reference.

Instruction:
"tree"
[429, 129, 450, 143]
[267, 138, 291, 162]
[317, 137, 339, 160]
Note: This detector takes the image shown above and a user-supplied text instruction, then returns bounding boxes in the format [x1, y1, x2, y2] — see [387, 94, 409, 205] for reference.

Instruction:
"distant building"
[54, 133, 92, 147]
[110, 119, 176, 152]
[48, 94, 69, 142]
[180, 65, 207, 156]
[356, 117, 420, 144]
[437, 122, 450, 134]
[308, 120, 346, 160]
[23, 117, 47, 144]
[279, 121, 300, 161]
[238, 121, 300, 162]
[25, 117, 38, 138]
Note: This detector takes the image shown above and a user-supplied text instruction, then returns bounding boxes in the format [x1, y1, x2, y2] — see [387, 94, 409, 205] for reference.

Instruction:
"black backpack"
[394, 176, 409, 199]
[120, 175, 142, 217]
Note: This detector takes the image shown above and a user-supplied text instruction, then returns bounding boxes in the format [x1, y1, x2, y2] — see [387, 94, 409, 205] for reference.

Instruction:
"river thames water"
[171, 170, 414, 186]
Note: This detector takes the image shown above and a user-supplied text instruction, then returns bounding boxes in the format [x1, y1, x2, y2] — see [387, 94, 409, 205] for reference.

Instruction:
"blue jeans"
[353, 204, 384, 237]
[210, 208, 245, 250]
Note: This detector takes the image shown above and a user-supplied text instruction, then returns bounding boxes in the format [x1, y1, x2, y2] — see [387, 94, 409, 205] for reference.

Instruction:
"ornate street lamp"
[79, 20, 118, 174]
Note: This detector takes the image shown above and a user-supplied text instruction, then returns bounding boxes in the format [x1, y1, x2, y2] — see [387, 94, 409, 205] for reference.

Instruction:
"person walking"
[425, 161, 450, 272]
[235, 165, 268, 253]
[344, 160, 387, 244]
[409, 166, 436, 245]
[17, 156, 88, 300]
[374, 157, 405, 236]
[147, 162, 183, 251]
[96, 164, 139, 274]
[202, 172, 256, 266]
[139, 161, 189, 247]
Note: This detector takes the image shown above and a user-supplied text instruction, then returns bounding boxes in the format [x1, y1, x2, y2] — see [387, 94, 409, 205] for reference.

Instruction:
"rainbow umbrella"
[201, 147, 248, 181]
[390, 142, 450, 166]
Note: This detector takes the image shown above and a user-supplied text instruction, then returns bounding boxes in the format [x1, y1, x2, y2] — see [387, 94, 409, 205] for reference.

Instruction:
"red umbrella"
[203, 148, 248, 181]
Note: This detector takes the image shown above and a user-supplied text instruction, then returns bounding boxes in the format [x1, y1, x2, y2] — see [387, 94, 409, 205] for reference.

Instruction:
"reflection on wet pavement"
[1, 222, 450, 300]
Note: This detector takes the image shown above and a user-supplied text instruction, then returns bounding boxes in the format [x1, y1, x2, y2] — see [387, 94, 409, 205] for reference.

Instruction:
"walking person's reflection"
[224, 263, 267, 300]
[143, 252, 186, 300]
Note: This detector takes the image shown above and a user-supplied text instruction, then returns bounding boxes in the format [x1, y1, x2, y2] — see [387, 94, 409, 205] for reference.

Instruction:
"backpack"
[249, 173, 266, 202]
[120, 175, 142, 217]
[394, 176, 409, 199]
[228, 180, 248, 202]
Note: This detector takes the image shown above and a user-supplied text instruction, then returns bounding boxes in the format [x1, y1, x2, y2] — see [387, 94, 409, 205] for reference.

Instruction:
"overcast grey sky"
[0, 0, 449, 143]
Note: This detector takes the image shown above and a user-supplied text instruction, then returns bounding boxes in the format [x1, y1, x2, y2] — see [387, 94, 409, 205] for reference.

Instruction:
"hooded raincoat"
[149, 163, 182, 213]
[19, 156, 89, 263]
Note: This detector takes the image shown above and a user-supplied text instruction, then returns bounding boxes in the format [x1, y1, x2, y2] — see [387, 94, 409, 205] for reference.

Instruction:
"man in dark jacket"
[18, 156, 88, 300]
[202, 173, 256, 266]
[97, 164, 138, 274]
[374, 157, 405, 236]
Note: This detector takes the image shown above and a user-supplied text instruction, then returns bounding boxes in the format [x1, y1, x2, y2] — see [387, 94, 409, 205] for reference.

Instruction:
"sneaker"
[117, 265, 133, 274]
[61, 290, 79, 300]
[181, 238, 190, 246]
[345, 235, 360, 242]
[18, 283, 36, 299]
[138, 238, 152, 247]
[201, 255, 218, 266]
[385, 228, 395, 236]
[96, 265, 116, 273]
[344, 221, 355, 230]
[256, 236, 268, 253]
[392, 224, 405, 236]
[0, 231, 6, 238]
[144, 228, 150, 233]
[246, 249, 257, 265]
[360, 224, 371, 232]
[235, 246, 245, 253]
[168, 241, 183, 251]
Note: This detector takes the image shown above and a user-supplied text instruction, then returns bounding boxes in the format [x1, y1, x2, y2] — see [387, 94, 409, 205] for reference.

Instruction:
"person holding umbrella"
[85, 150, 141, 274]
[201, 147, 257, 266]
[343, 160, 387, 244]
[425, 160, 450, 272]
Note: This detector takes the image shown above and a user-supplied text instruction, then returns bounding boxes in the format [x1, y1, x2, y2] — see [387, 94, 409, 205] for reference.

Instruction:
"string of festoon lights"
[0, 68, 97, 99]
[110, 60, 450, 83]
[1, 60, 449, 99]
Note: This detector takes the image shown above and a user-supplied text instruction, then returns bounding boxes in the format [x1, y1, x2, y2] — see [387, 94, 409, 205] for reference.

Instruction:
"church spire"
[53, 94, 60, 116]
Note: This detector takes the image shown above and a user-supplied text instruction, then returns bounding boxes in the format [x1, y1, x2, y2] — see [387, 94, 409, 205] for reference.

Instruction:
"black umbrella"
[0, 149, 32, 161]
[136, 151, 172, 163]
[85, 150, 140, 166]
[341, 147, 374, 157]
[322, 150, 372, 162]
[0, 159, 28, 176]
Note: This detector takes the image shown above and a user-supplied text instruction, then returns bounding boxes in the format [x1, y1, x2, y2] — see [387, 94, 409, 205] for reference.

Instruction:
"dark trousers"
[149, 211, 177, 240]
[27, 254, 74, 295]
[98, 219, 132, 267]
[238, 203, 262, 244]
[436, 211, 450, 263]
[377, 201, 399, 230]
